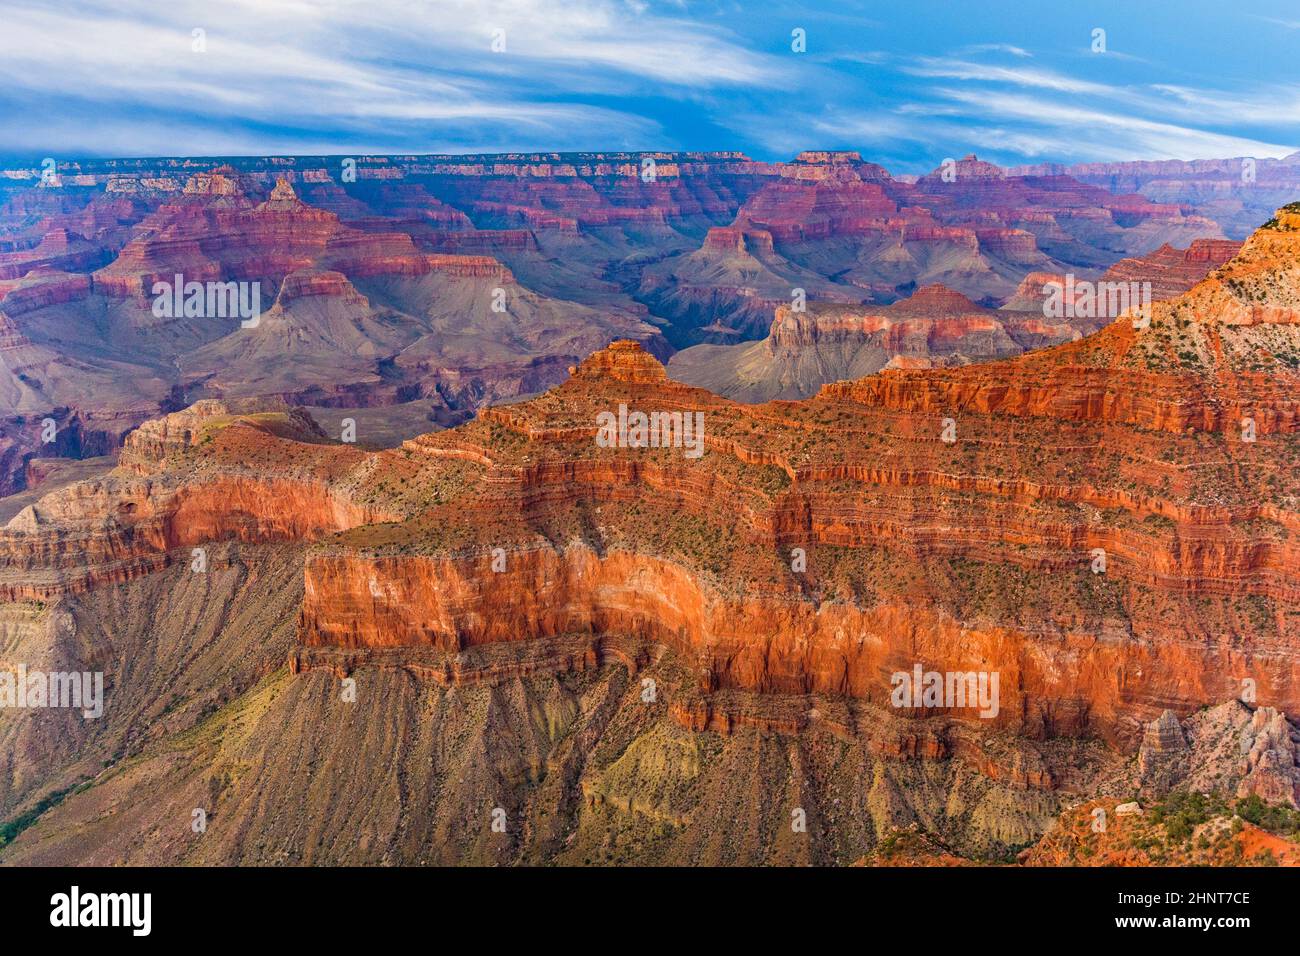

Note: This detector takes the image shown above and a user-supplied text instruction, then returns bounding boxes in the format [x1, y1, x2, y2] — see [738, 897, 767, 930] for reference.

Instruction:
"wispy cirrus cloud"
[744, 40, 1298, 168]
[1150, 85, 1300, 127]
[1251, 14, 1300, 30]
[957, 43, 1032, 58]
[903, 58, 1116, 96]
[0, 0, 782, 155]
[0, 0, 1296, 166]
[936, 89, 1294, 160]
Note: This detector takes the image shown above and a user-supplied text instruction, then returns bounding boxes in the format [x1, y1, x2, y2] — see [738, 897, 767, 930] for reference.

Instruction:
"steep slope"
[706, 155, 1051, 306]
[737, 153, 1220, 304]
[1012, 154, 1300, 240]
[667, 284, 1030, 401]
[1101, 238, 1242, 301]
[0, 171, 664, 493]
[666, 236, 1235, 403]
[635, 226, 863, 346]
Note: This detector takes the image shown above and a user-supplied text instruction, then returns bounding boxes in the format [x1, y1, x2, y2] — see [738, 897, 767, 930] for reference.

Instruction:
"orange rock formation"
[5, 208, 1300, 764]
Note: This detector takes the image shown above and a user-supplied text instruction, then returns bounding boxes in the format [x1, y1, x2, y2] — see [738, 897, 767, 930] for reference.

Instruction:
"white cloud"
[957, 44, 1032, 58]
[938, 89, 1295, 160]
[1151, 84, 1300, 127]
[1251, 15, 1300, 30]
[891, 50, 1298, 164]
[904, 59, 1116, 97]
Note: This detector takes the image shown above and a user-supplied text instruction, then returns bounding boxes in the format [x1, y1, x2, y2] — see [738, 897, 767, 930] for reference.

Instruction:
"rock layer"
[5, 212, 1300, 761]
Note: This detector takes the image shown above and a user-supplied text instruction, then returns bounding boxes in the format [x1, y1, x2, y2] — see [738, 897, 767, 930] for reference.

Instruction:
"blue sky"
[1, 0, 1297, 171]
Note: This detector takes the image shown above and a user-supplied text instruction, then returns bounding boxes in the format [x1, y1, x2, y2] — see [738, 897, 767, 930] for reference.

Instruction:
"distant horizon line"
[3, 148, 1298, 174]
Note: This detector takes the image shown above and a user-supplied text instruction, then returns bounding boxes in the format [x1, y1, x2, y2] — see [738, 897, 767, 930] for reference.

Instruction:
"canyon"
[0, 149, 1244, 499]
[1013, 152, 1300, 241]
[0, 205, 1298, 865]
[668, 238, 1242, 402]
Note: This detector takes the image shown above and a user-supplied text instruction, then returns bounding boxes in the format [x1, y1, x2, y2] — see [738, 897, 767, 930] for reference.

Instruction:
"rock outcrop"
[667, 234, 1235, 403]
[1102, 238, 1242, 301]
[1238, 707, 1300, 807]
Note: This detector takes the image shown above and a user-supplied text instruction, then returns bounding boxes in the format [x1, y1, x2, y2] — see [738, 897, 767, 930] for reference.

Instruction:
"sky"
[1, 0, 1297, 172]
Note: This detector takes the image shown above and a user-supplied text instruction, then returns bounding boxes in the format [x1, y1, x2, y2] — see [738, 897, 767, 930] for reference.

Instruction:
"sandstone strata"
[5, 214, 1300, 764]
